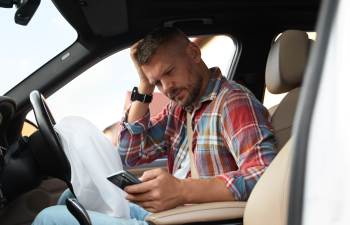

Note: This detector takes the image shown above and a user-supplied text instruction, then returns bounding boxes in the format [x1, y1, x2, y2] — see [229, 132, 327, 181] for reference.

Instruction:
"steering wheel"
[29, 90, 74, 193]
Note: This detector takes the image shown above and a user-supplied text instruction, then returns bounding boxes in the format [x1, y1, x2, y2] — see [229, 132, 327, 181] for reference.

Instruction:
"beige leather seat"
[244, 137, 293, 225]
[244, 30, 311, 225]
[268, 104, 279, 115]
[266, 30, 312, 152]
[145, 30, 311, 225]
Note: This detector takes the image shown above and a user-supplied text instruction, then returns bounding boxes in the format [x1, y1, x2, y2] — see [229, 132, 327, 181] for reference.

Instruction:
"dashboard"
[0, 96, 45, 213]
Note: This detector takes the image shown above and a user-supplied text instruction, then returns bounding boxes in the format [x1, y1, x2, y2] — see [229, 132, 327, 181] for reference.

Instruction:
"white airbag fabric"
[54, 116, 130, 218]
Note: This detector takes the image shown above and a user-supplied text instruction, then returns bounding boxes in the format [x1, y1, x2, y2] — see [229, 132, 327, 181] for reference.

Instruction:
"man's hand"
[130, 40, 155, 95]
[127, 40, 155, 124]
[124, 168, 184, 213]
[124, 168, 236, 213]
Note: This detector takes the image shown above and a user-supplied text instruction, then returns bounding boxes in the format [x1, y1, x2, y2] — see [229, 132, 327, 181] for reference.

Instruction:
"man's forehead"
[142, 49, 175, 77]
[142, 61, 172, 80]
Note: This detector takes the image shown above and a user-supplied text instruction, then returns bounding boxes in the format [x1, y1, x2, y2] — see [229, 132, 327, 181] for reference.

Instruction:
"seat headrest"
[266, 30, 310, 94]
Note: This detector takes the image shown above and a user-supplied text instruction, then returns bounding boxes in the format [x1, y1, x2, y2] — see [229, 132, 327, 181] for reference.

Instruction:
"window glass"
[26, 35, 236, 146]
[264, 32, 316, 110]
[264, 90, 287, 110]
[274, 32, 317, 42]
[192, 36, 235, 76]
[0, 1, 77, 95]
[22, 121, 37, 137]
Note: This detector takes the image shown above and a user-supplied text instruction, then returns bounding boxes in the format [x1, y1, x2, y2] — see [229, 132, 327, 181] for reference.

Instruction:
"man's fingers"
[132, 201, 160, 213]
[130, 47, 138, 57]
[139, 168, 165, 182]
[130, 39, 144, 52]
[143, 207, 159, 213]
[125, 192, 154, 202]
[125, 181, 153, 194]
[130, 39, 144, 64]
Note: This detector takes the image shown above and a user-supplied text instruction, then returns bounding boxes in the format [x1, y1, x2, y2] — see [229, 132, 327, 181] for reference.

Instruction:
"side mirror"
[0, 0, 41, 26]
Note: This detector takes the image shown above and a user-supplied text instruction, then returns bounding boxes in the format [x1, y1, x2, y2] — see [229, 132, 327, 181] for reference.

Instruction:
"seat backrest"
[266, 30, 311, 152]
[243, 30, 312, 225]
[271, 87, 301, 151]
[244, 137, 293, 225]
[268, 104, 278, 115]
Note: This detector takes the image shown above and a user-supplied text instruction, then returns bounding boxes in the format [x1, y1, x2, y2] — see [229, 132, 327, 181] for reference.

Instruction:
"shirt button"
[170, 137, 173, 140]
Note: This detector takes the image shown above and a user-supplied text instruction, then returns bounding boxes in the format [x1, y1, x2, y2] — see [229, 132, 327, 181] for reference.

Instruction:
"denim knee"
[57, 189, 75, 205]
[32, 206, 78, 225]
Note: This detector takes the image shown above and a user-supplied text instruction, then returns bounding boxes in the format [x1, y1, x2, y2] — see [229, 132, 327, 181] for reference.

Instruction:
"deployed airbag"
[54, 116, 130, 218]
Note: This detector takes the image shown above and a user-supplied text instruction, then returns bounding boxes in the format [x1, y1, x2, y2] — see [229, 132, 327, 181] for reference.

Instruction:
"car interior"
[0, 0, 321, 224]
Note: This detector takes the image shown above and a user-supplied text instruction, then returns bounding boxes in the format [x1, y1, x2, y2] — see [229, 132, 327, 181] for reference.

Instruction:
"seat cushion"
[268, 104, 278, 115]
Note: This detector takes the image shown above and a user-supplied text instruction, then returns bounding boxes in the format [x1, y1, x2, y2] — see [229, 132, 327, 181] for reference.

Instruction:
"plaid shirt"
[118, 67, 276, 201]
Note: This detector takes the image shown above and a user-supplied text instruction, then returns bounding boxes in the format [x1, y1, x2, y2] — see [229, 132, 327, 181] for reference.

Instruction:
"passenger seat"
[265, 30, 312, 152]
[244, 30, 312, 225]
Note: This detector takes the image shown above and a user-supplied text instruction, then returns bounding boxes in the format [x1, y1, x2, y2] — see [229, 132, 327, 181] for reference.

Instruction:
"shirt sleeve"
[117, 102, 172, 167]
[216, 90, 277, 201]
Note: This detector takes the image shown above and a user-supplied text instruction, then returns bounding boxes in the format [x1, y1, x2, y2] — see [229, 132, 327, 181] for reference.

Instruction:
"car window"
[26, 35, 236, 146]
[193, 35, 235, 77]
[264, 32, 316, 110]
[0, 1, 77, 95]
[22, 120, 38, 137]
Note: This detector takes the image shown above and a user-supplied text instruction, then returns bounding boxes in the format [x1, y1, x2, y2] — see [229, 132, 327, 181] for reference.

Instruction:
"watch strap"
[131, 87, 153, 103]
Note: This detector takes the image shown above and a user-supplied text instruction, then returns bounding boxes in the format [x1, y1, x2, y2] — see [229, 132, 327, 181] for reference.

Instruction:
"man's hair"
[136, 27, 190, 65]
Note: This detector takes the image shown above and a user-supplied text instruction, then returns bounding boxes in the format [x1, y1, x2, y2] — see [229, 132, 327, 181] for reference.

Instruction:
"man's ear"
[187, 42, 202, 63]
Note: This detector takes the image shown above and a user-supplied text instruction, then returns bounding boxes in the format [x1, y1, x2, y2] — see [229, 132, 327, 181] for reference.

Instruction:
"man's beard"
[168, 64, 203, 108]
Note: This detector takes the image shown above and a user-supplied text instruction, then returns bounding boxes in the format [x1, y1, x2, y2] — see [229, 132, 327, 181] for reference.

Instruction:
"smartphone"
[107, 170, 142, 191]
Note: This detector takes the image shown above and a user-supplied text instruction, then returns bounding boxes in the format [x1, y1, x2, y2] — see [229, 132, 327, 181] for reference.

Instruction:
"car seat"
[244, 30, 312, 225]
[266, 30, 313, 152]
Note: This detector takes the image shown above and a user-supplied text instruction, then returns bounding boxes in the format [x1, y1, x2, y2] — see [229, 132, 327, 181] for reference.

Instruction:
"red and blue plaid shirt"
[118, 67, 276, 201]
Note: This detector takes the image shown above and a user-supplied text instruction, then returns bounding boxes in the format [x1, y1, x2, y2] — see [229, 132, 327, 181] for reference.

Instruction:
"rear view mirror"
[0, 0, 41, 26]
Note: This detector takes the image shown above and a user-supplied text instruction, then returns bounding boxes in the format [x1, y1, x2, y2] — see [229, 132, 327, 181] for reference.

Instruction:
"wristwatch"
[130, 87, 153, 103]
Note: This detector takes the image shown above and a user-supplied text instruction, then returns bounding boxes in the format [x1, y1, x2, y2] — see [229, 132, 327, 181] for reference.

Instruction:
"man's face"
[141, 45, 203, 108]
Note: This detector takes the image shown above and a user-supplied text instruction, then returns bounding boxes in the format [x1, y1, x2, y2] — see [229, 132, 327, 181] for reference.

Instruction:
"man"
[33, 27, 276, 225]
[118, 28, 276, 211]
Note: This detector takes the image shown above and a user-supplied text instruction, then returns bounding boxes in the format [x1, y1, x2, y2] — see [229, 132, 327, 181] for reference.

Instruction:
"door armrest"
[145, 201, 246, 225]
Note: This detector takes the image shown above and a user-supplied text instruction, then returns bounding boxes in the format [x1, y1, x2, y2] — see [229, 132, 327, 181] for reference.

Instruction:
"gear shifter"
[66, 198, 92, 225]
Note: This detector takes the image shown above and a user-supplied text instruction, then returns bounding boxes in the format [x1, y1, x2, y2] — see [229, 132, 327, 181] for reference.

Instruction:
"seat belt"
[186, 113, 200, 179]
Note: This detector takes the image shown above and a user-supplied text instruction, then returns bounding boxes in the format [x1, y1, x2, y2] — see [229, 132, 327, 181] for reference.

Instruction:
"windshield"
[0, 1, 77, 95]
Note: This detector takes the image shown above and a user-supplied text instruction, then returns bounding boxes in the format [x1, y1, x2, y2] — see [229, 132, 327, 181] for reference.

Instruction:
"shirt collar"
[184, 67, 223, 113]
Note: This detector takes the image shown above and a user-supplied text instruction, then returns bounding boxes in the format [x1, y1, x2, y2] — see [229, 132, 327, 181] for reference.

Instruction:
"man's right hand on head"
[130, 40, 155, 95]
[127, 40, 155, 124]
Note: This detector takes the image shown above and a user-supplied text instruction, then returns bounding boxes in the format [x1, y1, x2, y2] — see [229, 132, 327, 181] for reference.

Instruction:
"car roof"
[55, 0, 320, 57]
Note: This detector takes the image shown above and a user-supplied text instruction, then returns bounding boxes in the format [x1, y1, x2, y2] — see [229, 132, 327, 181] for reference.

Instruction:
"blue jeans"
[32, 189, 152, 225]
